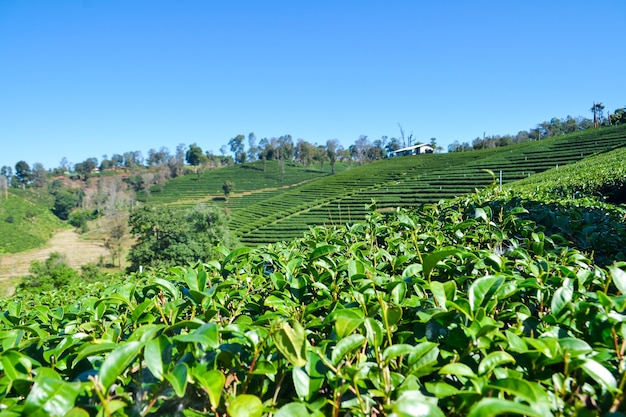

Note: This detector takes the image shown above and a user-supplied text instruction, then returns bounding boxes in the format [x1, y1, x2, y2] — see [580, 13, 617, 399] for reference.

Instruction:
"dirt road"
[0, 229, 110, 296]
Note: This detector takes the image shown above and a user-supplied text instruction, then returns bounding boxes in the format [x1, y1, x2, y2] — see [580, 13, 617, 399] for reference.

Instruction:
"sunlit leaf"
[273, 320, 307, 367]
[227, 394, 263, 417]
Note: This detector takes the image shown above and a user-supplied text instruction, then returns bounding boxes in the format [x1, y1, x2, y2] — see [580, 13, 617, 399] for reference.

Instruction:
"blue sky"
[1, 1, 624, 169]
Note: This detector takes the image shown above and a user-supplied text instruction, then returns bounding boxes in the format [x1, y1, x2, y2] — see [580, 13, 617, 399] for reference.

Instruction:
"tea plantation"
[1, 138, 626, 416]
[231, 125, 626, 246]
[0, 189, 65, 254]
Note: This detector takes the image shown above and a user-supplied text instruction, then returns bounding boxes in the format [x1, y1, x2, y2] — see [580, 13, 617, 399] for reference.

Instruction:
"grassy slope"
[0, 188, 66, 254]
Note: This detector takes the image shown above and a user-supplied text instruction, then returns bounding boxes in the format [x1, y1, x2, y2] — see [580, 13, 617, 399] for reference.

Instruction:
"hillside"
[138, 159, 345, 205]
[0, 189, 66, 254]
[217, 125, 626, 245]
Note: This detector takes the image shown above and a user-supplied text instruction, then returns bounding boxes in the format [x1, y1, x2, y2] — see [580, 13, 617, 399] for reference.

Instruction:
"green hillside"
[0, 189, 65, 253]
[225, 125, 626, 245]
[138, 159, 347, 205]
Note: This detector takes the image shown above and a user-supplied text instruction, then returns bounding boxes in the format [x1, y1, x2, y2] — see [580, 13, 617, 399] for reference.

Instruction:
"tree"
[18, 252, 79, 292]
[247, 133, 258, 162]
[0, 175, 7, 200]
[169, 143, 186, 178]
[52, 189, 82, 220]
[14, 160, 31, 188]
[123, 151, 143, 170]
[353, 135, 371, 165]
[31, 162, 47, 188]
[258, 138, 273, 171]
[229, 135, 246, 164]
[611, 107, 626, 125]
[127, 204, 237, 271]
[74, 157, 98, 179]
[147, 147, 170, 167]
[314, 145, 328, 170]
[591, 102, 605, 128]
[385, 138, 402, 157]
[222, 180, 234, 201]
[186, 143, 206, 166]
[326, 139, 342, 174]
[296, 139, 315, 167]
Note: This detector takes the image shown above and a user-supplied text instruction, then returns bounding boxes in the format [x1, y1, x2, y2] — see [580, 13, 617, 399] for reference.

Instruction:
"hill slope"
[225, 125, 626, 245]
[0, 189, 65, 254]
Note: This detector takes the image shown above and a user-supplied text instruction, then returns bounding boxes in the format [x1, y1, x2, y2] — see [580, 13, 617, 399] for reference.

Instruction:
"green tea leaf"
[164, 362, 188, 397]
[273, 320, 307, 367]
[173, 322, 219, 349]
[478, 351, 515, 376]
[333, 308, 363, 339]
[23, 376, 81, 417]
[98, 341, 143, 391]
[275, 402, 310, 417]
[194, 368, 225, 409]
[488, 378, 552, 416]
[144, 336, 168, 381]
[579, 358, 617, 392]
[363, 318, 383, 348]
[423, 250, 459, 281]
[309, 245, 337, 261]
[439, 362, 476, 378]
[391, 390, 445, 417]
[331, 334, 366, 366]
[468, 275, 504, 315]
[610, 266, 626, 295]
[227, 394, 263, 417]
[467, 398, 547, 417]
[382, 344, 415, 363]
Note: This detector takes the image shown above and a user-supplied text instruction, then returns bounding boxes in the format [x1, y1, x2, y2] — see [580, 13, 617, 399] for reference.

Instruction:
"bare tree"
[0, 175, 7, 200]
[591, 102, 605, 128]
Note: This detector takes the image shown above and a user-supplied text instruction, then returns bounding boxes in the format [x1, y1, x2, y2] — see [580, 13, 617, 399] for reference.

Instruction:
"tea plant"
[2, 180, 626, 415]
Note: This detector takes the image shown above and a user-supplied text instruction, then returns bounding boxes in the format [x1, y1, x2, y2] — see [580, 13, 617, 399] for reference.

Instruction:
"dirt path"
[0, 229, 110, 295]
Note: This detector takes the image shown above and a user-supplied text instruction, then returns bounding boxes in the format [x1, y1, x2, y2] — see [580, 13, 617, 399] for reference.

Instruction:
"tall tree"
[14, 160, 31, 188]
[591, 102, 605, 128]
[186, 143, 206, 166]
[326, 139, 342, 174]
[229, 134, 246, 164]
[169, 143, 186, 177]
[296, 139, 315, 167]
[0, 175, 7, 199]
[247, 132, 257, 162]
[31, 163, 47, 188]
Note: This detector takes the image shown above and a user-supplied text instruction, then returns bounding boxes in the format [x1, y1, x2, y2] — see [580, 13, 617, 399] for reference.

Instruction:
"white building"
[394, 143, 434, 156]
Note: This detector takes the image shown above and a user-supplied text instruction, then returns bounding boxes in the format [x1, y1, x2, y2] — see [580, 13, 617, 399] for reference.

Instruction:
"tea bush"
[2, 183, 626, 416]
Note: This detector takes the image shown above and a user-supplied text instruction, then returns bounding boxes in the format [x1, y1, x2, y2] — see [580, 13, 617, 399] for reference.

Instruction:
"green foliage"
[18, 252, 80, 292]
[514, 145, 626, 203]
[0, 189, 65, 253]
[67, 209, 98, 232]
[222, 180, 234, 199]
[2, 180, 626, 415]
[127, 203, 237, 271]
[52, 189, 83, 221]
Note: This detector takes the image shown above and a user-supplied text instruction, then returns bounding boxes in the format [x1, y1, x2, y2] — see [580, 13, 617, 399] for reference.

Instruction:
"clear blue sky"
[1, 1, 624, 170]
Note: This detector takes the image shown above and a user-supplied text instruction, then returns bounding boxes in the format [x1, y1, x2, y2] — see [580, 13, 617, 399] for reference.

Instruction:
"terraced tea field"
[222, 125, 626, 245]
[151, 125, 626, 246]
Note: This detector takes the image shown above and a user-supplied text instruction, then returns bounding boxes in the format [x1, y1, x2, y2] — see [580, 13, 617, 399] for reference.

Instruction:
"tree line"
[448, 103, 626, 152]
[2, 103, 624, 194]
